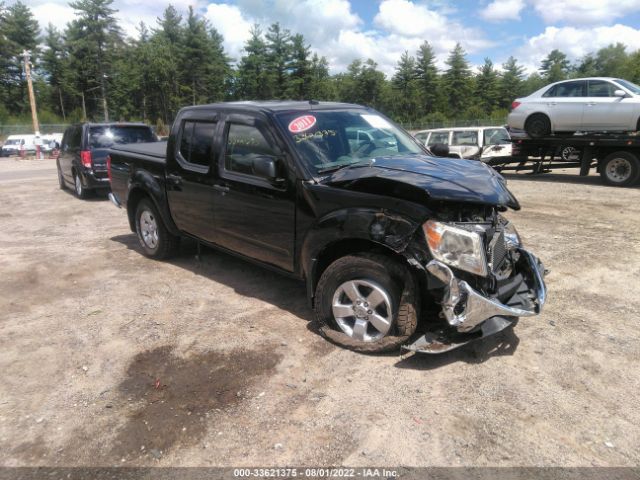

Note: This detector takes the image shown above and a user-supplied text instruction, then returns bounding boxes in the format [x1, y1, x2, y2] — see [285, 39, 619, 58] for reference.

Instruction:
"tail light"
[510, 101, 521, 111]
[80, 150, 92, 168]
[106, 155, 112, 183]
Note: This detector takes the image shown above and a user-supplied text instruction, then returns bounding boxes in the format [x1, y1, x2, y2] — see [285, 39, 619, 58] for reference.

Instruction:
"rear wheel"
[57, 163, 65, 190]
[135, 198, 180, 259]
[314, 254, 418, 353]
[600, 151, 640, 187]
[74, 172, 90, 199]
[525, 113, 551, 139]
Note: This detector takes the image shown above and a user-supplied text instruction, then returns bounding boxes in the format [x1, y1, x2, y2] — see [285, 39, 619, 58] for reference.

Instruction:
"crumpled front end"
[404, 215, 548, 354]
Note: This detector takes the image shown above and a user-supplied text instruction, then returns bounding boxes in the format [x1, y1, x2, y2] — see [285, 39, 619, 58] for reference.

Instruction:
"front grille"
[488, 229, 507, 272]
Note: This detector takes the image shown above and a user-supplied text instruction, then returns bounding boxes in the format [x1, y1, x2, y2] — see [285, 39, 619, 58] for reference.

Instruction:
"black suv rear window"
[89, 126, 155, 148]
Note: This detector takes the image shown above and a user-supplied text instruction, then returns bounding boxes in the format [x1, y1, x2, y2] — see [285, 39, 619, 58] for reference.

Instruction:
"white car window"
[483, 128, 510, 146]
[427, 131, 449, 146]
[588, 80, 617, 97]
[451, 131, 478, 146]
[544, 80, 586, 98]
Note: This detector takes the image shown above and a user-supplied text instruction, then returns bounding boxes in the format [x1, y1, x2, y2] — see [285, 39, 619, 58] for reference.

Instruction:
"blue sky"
[27, 0, 640, 75]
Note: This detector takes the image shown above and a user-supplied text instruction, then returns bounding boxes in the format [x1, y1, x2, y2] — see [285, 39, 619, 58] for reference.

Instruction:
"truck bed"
[110, 141, 167, 163]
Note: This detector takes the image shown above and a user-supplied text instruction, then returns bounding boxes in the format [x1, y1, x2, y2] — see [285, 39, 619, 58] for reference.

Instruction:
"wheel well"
[309, 239, 411, 306]
[126, 188, 150, 232]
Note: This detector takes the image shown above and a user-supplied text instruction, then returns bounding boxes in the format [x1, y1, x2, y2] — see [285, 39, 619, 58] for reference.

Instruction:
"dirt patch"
[108, 345, 281, 462]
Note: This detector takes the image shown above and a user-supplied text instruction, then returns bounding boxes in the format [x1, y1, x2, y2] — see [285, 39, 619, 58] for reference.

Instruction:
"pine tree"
[540, 49, 570, 83]
[392, 51, 419, 122]
[181, 7, 212, 105]
[0, 1, 39, 114]
[287, 33, 311, 100]
[236, 25, 269, 99]
[41, 24, 67, 120]
[475, 58, 499, 115]
[414, 41, 439, 114]
[443, 43, 472, 115]
[67, 0, 123, 121]
[265, 23, 292, 99]
[499, 56, 525, 109]
[308, 53, 332, 100]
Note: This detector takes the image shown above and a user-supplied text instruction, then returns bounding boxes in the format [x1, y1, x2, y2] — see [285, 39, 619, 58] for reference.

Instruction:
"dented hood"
[323, 155, 521, 210]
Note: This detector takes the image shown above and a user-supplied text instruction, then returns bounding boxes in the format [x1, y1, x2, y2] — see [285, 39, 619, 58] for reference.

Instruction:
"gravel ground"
[0, 157, 639, 467]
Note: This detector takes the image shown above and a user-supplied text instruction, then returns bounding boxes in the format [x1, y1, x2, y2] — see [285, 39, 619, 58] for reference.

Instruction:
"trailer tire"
[525, 114, 551, 139]
[600, 151, 640, 187]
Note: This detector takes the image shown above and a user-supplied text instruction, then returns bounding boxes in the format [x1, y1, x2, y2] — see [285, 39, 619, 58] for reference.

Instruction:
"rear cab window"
[179, 120, 216, 168]
[89, 126, 156, 149]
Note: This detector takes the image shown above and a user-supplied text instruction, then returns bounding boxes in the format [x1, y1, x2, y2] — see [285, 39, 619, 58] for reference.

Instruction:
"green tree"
[181, 6, 213, 105]
[308, 53, 332, 100]
[41, 24, 68, 120]
[540, 49, 570, 83]
[474, 58, 499, 115]
[414, 41, 439, 114]
[0, 1, 39, 114]
[67, 0, 123, 121]
[594, 43, 628, 77]
[265, 22, 292, 98]
[443, 43, 472, 115]
[287, 33, 311, 100]
[499, 56, 525, 109]
[392, 51, 420, 122]
[236, 25, 269, 99]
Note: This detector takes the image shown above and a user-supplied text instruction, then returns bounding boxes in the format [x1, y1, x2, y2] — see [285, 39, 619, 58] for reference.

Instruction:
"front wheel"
[135, 198, 180, 259]
[600, 151, 640, 187]
[525, 114, 551, 139]
[314, 254, 418, 353]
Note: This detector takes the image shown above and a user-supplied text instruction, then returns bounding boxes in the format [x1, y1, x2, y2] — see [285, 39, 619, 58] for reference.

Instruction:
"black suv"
[57, 123, 156, 198]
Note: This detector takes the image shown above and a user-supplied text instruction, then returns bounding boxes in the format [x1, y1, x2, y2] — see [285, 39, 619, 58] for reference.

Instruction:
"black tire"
[600, 151, 640, 187]
[525, 113, 551, 139]
[57, 162, 66, 190]
[134, 198, 180, 259]
[314, 254, 418, 353]
[73, 171, 91, 199]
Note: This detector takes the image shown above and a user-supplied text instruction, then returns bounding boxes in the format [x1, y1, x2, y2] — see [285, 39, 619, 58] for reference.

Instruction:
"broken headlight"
[502, 218, 522, 249]
[423, 220, 488, 277]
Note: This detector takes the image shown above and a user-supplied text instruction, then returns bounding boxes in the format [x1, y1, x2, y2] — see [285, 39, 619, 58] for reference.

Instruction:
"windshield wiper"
[317, 158, 376, 174]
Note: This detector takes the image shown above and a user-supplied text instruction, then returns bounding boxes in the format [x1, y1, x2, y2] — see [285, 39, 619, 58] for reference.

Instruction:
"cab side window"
[179, 120, 215, 167]
[224, 124, 277, 176]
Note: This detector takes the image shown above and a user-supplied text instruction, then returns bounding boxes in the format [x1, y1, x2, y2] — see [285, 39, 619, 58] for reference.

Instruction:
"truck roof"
[185, 100, 364, 114]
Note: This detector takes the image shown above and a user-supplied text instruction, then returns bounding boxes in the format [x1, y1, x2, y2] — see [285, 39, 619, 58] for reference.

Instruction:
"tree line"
[2, 0, 640, 131]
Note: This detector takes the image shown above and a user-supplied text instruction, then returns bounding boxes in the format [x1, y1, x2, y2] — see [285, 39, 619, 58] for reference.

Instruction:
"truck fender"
[301, 207, 420, 303]
[127, 170, 180, 236]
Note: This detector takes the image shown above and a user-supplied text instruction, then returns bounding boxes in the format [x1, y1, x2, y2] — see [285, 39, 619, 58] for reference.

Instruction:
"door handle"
[587, 103, 596, 106]
[547, 102, 557, 106]
[213, 184, 230, 194]
[166, 173, 182, 186]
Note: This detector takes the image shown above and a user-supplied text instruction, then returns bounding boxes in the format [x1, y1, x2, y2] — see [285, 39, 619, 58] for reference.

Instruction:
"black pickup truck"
[107, 101, 547, 354]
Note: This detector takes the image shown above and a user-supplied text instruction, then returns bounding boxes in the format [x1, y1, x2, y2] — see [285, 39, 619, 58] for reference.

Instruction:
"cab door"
[212, 114, 295, 272]
[544, 80, 587, 131]
[165, 114, 220, 243]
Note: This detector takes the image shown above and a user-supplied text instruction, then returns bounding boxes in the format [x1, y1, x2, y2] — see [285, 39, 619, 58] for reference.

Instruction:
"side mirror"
[614, 89, 627, 98]
[429, 143, 450, 157]
[252, 155, 278, 181]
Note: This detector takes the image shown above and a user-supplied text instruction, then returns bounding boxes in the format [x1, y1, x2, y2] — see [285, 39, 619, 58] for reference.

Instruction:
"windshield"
[274, 109, 425, 175]
[89, 126, 155, 148]
[615, 79, 640, 95]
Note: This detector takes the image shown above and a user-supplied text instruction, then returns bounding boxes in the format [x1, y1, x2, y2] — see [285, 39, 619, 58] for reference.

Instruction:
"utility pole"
[23, 50, 41, 158]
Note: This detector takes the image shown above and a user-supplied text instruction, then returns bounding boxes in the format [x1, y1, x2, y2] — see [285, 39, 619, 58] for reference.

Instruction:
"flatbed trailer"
[486, 132, 640, 187]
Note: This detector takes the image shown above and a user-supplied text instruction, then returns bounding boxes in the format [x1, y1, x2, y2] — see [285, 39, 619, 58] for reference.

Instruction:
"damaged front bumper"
[404, 248, 547, 354]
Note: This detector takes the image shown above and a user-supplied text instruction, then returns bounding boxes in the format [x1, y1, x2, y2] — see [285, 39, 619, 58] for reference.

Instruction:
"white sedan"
[507, 77, 640, 138]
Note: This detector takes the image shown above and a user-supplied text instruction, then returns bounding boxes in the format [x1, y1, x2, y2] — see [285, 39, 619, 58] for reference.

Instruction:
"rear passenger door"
[544, 80, 587, 131]
[59, 126, 81, 182]
[166, 115, 220, 243]
[212, 114, 295, 272]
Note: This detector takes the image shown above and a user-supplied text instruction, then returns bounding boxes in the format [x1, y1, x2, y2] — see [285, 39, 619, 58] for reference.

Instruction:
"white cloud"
[30, 2, 77, 32]
[516, 24, 640, 72]
[529, 0, 640, 25]
[204, 3, 253, 62]
[480, 0, 526, 22]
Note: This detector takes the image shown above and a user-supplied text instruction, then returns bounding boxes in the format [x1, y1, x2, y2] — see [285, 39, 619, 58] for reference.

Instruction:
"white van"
[1, 134, 37, 156]
[414, 126, 512, 160]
